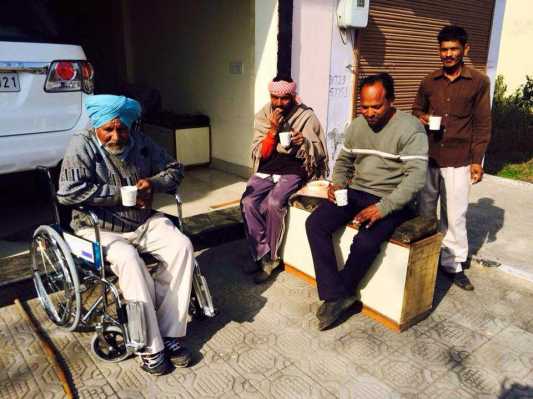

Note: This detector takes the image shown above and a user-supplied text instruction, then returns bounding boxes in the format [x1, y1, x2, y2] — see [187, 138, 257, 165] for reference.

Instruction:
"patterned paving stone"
[76, 384, 120, 399]
[518, 317, 533, 336]
[424, 319, 489, 354]
[271, 326, 315, 359]
[460, 325, 533, 384]
[448, 305, 512, 338]
[250, 365, 336, 399]
[226, 346, 292, 385]
[453, 365, 504, 396]
[334, 330, 397, 369]
[347, 316, 422, 351]
[494, 325, 533, 354]
[0, 378, 39, 399]
[333, 373, 400, 399]
[242, 307, 293, 334]
[2, 240, 533, 398]
[181, 360, 249, 399]
[466, 339, 533, 382]
[293, 346, 368, 396]
[396, 335, 468, 372]
[417, 371, 477, 399]
[366, 351, 447, 396]
[205, 321, 250, 357]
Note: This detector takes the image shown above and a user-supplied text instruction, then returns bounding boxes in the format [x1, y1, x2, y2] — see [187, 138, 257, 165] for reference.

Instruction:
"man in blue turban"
[57, 95, 194, 375]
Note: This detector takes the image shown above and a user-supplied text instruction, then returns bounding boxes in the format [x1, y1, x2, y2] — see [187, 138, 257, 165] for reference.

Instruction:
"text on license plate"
[0, 73, 20, 92]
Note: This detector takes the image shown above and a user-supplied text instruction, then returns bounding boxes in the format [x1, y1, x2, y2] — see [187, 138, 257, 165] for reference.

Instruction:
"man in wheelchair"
[57, 95, 193, 375]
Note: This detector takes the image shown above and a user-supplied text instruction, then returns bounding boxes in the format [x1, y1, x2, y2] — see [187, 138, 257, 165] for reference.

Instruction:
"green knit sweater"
[332, 110, 428, 216]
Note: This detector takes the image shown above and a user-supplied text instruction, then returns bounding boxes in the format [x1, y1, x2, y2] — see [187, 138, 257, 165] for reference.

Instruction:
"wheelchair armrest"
[160, 187, 183, 231]
[72, 204, 102, 242]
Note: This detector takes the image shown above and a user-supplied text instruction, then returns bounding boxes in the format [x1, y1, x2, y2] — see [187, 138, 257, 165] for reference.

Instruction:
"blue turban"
[85, 95, 141, 129]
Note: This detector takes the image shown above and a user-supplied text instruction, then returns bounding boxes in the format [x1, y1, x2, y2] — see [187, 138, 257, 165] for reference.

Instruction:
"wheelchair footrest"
[122, 301, 147, 353]
[192, 261, 217, 318]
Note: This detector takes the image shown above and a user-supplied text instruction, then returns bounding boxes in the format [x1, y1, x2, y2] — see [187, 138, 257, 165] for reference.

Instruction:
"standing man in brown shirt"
[412, 25, 491, 291]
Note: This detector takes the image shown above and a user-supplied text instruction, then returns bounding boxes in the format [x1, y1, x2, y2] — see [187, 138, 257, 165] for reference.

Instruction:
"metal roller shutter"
[354, 0, 495, 115]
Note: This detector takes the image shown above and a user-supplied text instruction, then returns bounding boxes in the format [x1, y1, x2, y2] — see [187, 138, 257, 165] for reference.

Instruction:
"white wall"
[325, 5, 356, 176]
[496, 0, 533, 94]
[292, 0, 334, 127]
[254, 0, 278, 114]
[292, 0, 355, 175]
[486, 0, 506, 102]
[125, 0, 255, 168]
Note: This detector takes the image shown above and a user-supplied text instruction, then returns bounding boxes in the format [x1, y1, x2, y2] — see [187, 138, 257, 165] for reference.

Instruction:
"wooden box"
[144, 123, 210, 166]
[280, 198, 442, 332]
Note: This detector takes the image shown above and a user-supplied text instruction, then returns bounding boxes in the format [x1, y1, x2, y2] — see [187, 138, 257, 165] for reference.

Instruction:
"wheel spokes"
[34, 234, 73, 324]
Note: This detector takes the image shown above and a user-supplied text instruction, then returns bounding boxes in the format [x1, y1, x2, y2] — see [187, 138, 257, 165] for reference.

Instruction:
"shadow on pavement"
[466, 197, 505, 257]
[498, 381, 533, 398]
[185, 239, 276, 359]
[431, 270, 454, 312]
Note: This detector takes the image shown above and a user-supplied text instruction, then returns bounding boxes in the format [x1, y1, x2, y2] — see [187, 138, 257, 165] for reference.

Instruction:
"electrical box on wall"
[337, 0, 370, 28]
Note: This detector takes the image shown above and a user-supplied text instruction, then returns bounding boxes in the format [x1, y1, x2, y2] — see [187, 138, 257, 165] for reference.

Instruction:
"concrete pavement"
[1, 239, 533, 398]
[1, 169, 533, 397]
[468, 174, 533, 280]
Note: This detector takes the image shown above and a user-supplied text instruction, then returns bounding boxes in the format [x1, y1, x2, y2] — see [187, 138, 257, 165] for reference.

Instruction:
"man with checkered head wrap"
[241, 76, 328, 284]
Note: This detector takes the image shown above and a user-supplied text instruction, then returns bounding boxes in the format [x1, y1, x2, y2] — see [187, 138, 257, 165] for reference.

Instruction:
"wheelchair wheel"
[31, 225, 81, 331]
[91, 326, 130, 363]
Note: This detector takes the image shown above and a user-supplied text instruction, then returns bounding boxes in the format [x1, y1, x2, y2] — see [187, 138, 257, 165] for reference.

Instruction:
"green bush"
[485, 75, 533, 176]
[486, 75, 533, 172]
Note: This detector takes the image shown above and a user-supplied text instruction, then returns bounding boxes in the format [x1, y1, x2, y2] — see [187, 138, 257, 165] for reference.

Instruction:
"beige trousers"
[78, 213, 194, 354]
[418, 165, 471, 273]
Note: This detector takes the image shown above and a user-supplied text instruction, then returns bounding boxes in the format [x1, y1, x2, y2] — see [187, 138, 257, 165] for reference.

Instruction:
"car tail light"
[55, 61, 76, 81]
[45, 60, 94, 94]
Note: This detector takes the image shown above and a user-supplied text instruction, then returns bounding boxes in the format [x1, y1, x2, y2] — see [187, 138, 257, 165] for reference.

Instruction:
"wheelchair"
[30, 167, 216, 362]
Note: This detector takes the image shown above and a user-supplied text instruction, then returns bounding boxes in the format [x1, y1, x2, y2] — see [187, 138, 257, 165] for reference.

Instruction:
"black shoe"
[442, 270, 474, 291]
[316, 301, 328, 318]
[317, 296, 358, 331]
[139, 351, 173, 375]
[163, 338, 192, 368]
[253, 258, 281, 284]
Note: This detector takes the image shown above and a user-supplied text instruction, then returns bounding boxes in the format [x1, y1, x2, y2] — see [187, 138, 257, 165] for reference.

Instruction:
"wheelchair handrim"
[31, 225, 81, 331]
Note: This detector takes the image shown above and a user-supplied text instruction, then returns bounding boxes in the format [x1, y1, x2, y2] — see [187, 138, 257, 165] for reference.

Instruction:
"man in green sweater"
[306, 73, 428, 331]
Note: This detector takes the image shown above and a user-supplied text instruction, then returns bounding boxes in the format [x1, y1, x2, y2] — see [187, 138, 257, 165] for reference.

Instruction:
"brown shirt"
[412, 65, 491, 167]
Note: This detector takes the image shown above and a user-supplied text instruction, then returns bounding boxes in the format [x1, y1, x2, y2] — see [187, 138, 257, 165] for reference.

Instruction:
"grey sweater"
[332, 110, 428, 217]
[57, 128, 184, 233]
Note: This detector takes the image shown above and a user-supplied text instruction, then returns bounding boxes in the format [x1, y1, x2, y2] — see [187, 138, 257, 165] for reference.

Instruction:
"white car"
[0, 4, 94, 175]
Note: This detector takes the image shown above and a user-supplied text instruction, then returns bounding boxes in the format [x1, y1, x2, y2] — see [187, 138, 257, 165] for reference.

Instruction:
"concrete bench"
[280, 195, 442, 332]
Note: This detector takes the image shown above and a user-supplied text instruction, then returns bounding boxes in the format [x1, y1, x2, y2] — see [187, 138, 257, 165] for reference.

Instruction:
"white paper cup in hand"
[279, 131, 291, 148]
[121, 186, 138, 207]
[334, 189, 348, 207]
[429, 116, 442, 131]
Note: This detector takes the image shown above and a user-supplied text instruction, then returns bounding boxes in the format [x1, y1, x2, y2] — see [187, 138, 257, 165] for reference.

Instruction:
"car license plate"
[0, 72, 20, 92]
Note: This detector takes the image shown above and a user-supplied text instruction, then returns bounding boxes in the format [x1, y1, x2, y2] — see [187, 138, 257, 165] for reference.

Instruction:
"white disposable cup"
[121, 185, 138, 207]
[279, 131, 291, 147]
[429, 115, 442, 131]
[334, 189, 348, 207]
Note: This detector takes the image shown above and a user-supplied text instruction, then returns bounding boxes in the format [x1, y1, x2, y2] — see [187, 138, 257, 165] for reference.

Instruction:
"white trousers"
[79, 213, 194, 354]
[418, 165, 471, 273]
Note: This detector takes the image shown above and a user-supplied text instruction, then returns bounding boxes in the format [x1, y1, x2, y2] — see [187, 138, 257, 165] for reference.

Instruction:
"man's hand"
[268, 108, 284, 133]
[327, 183, 343, 203]
[136, 178, 153, 209]
[291, 130, 304, 146]
[470, 163, 484, 184]
[353, 204, 383, 229]
[419, 113, 430, 126]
